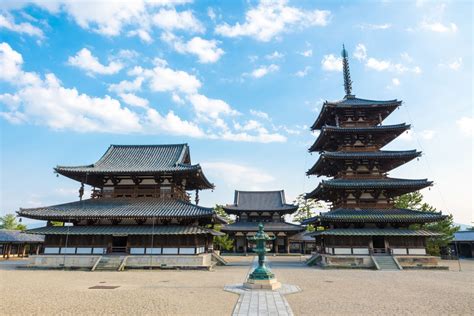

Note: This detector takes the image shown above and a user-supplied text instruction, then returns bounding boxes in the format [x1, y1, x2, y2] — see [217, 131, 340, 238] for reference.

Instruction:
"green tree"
[394, 192, 459, 256]
[0, 214, 27, 230]
[293, 194, 323, 232]
[209, 205, 234, 251]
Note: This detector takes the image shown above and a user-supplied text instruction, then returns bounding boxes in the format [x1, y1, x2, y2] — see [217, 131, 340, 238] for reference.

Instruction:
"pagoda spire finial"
[341, 44, 353, 97]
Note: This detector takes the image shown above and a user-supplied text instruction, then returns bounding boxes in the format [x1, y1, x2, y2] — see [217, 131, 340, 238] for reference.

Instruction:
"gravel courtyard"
[0, 256, 472, 315]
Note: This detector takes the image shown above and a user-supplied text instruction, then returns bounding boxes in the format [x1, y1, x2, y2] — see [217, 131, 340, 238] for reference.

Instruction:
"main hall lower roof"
[223, 190, 297, 213]
[310, 228, 441, 237]
[18, 198, 215, 221]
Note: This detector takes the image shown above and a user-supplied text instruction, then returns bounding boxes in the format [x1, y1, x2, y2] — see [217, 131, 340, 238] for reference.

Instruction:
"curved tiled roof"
[54, 144, 214, 189]
[306, 178, 432, 200]
[221, 221, 304, 232]
[26, 225, 222, 236]
[18, 198, 215, 220]
[311, 228, 441, 237]
[309, 124, 410, 152]
[318, 208, 446, 223]
[0, 229, 44, 243]
[223, 190, 297, 213]
[311, 96, 401, 130]
[307, 150, 421, 176]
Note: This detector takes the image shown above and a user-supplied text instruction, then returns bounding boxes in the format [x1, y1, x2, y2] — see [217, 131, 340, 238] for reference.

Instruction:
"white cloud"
[420, 21, 457, 33]
[300, 49, 312, 57]
[131, 58, 201, 94]
[152, 8, 204, 33]
[68, 48, 123, 75]
[108, 77, 143, 94]
[366, 57, 391, 71]
[419, 129, 436, 140]
[0, 13, 44, 38]
[201, 162, 275, 189]
[0, 42, 286, 144]
[366, 57, 421, 74]
[250, 109, 270, 120]
[265, 51, 284, 60]
[127, 29, 153, 43]
[321, 54, 342, 72]
[357, 23, 391, 30]
[207, 7, 216, 21]
[215, 0, 330, 42]
[456, 116, 473, 137]
[353, 44, 367, 61]
[439, 58, 462, 71]
[118, 93, 149, 108]
[392, 78, 400, 86]
[251, 64, 279, 78]
[295, 66, 311, 77]
[187, 94, 239, 120]
[171, 35, 224, 63]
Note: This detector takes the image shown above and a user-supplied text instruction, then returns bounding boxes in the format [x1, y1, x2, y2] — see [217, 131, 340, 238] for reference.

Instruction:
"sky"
[0, 0, 472, 228]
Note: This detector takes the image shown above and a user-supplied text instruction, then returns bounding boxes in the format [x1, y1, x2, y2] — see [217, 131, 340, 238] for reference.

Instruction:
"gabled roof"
[54, 144, 213, 189]
[309, 124, 410, 152]
[310, 228, 441, 237]
[311, 96, 401, 130]
[223, 190, 297, 214]
[0, 229, 44, 243]
[221, 221, 304, 232]
[26, 225, 223, 236]
[303, 208, 446, 224]
[18, 198, 215, 221]
[307, 150, 421, 176]
[306, 178, 432, 200]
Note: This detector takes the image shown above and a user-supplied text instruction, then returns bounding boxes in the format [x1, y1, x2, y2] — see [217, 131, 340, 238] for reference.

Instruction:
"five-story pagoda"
[304, 46, 446, 268]
[18, 144, 223, 269]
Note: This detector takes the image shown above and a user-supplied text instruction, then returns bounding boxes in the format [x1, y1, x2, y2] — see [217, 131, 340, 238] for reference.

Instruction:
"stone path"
[224, 258, 301, 316]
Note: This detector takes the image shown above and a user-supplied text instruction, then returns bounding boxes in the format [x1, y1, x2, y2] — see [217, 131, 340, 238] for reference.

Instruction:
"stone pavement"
[224, 257, 301, 316]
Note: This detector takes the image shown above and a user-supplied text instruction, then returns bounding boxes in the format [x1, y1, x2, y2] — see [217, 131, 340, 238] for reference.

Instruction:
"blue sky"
[0, 0, 472, 227]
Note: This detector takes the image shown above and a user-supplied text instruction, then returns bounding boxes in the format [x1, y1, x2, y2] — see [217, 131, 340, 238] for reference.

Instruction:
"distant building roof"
[223, 190, 297, 213]
[221, 221, 303, 232]
[18, 198, 215, 221]
[55, 144, 213, 189]
[26, 225, 223, 236]
[289, 231, 315, 242]
[0, 229, 44, 243]
[454, 231, 474, 242]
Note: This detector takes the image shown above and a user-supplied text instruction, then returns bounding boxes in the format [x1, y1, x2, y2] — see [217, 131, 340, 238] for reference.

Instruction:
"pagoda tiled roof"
[18, 198, 215, 221]
[221, 221, 304, 232]
[55, 144, 214, 189]
[310, 228, 441, 237]
[302, 208, 446, 224]
[306, 178, 432, 200]
[0, 229, 44, 243]
[223, 190, 297, 213]
[307, 150, 421, 176]
[26, 225, 223, 236]
[309, 124, 410, 152]
[311, 95, 401, 130]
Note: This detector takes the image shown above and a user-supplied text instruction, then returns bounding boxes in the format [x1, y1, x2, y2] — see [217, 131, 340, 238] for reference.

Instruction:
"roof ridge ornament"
[341, 44, 354, 98]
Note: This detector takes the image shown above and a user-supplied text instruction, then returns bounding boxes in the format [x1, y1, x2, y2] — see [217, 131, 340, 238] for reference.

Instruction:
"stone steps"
[373, 256, 400, 270]
[93, 256, 125, 271]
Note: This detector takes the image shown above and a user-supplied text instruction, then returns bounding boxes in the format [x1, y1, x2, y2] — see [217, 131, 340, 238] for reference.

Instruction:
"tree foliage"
[293, 194, 323, 232]
[0, 214, 27, 231]
[394, 192, 459, 256]
[210, 205, 234, 251]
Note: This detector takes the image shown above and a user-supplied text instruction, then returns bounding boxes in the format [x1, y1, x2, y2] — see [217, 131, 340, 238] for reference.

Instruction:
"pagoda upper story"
[54, 144, 213, 202]
[306, 46, 432, 210]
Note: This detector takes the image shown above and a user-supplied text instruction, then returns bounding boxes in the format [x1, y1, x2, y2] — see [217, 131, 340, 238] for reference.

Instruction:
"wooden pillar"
[22, 243, 27, 257]
[243, 233, 248, 255]
[272, 239, 277, 253]
[36, 244, 40, 255]
[232, 235, 237, 253]
[285, 236, 290, 254]
[6, 243, 11, 259]
[275, 234, 279, 254]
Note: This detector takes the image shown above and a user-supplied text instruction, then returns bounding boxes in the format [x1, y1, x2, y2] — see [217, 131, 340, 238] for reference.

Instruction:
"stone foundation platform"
[244, 278, 282, 290]
[26, 254, 212, 270]
[317, 254, 445, 269]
